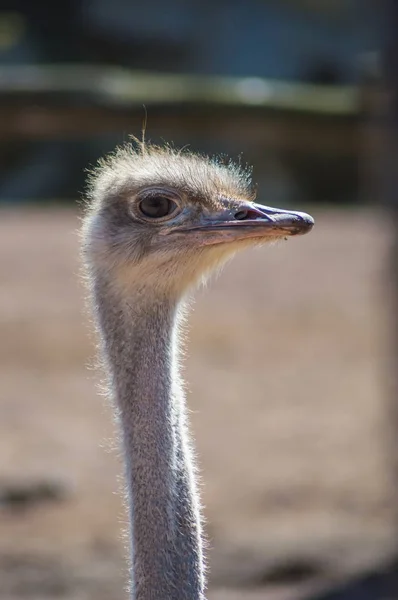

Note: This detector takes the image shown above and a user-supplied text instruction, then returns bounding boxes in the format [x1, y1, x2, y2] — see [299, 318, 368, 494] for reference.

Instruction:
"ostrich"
[81, 142, 314, 600]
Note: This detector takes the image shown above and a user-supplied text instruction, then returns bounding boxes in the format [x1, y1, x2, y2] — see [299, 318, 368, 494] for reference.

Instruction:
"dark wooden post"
[383, 0, 398, 211]
[382, 1, 398, 595]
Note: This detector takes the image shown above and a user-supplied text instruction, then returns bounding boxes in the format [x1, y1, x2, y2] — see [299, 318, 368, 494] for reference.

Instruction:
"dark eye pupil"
[139, 196, 175, 218]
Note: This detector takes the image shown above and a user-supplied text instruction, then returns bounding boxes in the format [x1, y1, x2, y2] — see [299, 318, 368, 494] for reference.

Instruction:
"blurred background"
[1, 1, 397, 599]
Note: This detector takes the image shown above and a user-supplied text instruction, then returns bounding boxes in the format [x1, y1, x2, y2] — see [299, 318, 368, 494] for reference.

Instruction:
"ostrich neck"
[94, 277, 205, 600]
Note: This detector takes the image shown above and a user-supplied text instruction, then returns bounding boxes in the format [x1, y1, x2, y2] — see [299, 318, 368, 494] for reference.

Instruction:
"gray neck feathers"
[92, 274, 205, 600]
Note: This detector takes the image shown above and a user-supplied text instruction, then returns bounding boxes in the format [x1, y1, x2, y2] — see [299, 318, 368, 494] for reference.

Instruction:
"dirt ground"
[0, 206, 396, 599]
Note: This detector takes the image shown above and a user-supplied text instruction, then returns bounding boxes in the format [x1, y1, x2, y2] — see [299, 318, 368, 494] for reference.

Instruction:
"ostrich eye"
[138, 196, 178, 219]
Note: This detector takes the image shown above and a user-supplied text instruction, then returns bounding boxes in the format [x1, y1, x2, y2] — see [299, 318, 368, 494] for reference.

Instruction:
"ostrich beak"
[178, 202, 314, 246]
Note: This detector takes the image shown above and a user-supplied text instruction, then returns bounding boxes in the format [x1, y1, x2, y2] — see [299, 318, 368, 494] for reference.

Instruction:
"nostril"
[234, 208, 265, 221]
[234, 210, 250, 220]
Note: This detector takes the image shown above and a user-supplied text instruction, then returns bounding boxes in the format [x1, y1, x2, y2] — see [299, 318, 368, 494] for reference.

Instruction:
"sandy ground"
[0, 206, 396, 599]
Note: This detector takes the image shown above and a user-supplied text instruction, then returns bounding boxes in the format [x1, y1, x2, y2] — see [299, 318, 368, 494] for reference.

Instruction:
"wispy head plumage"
[85, 139, 256, 214]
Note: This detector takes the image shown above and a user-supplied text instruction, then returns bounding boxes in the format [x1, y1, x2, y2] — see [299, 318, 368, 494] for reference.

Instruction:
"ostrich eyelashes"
[137, 193, 180, 220]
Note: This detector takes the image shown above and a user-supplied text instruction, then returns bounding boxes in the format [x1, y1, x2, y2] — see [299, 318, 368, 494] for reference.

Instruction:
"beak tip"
[272, 210, 314, 236]
[297, 212, 315, 233]
[252, 203, 314, 235]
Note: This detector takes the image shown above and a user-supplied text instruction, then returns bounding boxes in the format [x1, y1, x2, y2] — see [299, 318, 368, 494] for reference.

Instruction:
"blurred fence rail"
[0, 65, 360, 151]
[0, 65, 358, 113]
[0, 64, 367, 203]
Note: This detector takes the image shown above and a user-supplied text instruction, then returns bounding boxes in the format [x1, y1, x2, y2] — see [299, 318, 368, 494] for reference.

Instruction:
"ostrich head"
[83, 143, 314, 297]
